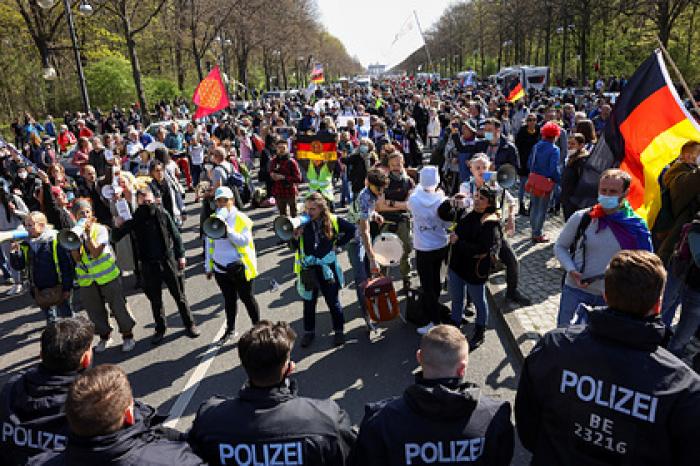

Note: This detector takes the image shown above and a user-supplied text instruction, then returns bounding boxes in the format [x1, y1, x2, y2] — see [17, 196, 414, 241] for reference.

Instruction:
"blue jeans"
[458, 153, 471, 184]
[558, 284, 606, 327]
[661, 270, 684, 326]
[347, 240, 369, 317]
[339, 171, 352, 207]
[302, 267, 344, 333]
[42, 299, 74, 324]
[668, 286, 700, 355]
[529, 192, 552, 237]
[448, 269, 488, 326]
[518, 175, 528, 206]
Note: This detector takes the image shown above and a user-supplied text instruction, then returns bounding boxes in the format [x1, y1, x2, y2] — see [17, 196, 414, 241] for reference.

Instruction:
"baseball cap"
[214, 186, 234, 200]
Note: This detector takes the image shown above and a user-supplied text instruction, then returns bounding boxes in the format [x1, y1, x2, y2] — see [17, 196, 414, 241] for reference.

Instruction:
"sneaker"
[94, 337, 112, 353]
[532, 235, 550, 243]
[14, 284, 25, 295]
[151, 331, 166, 345]
[333, 332, 345, 346]
[122, 338, 136, 352]
[468, 325, 486, 351]
[7, 284, 19, 295]
[185, 325, 200, 338]
[300, 333, 315, 348]
[416, 322, 435, 335]
[506, 290, 532, 306]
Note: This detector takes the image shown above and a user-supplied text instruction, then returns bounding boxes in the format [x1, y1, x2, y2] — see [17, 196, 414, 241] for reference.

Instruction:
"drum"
[373, 232, 403, 267]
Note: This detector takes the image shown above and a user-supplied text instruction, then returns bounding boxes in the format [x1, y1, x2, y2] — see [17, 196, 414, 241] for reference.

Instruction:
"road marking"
[163, 323, 226, 429]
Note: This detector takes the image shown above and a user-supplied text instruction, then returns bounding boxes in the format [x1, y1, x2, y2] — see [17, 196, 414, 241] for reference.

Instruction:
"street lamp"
[38, 0, 91, 113]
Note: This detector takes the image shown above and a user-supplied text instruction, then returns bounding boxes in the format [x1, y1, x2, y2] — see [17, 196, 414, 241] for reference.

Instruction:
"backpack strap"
[569, 209, 593, 274]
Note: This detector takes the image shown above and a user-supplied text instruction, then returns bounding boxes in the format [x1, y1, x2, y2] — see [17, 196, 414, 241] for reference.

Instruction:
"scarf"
[589, 200, 653, 251]
[296, 251, 343, 301]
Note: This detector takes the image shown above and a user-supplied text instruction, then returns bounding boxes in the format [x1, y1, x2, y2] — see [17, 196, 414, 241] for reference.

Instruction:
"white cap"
[419, 165, 440, 190]
[214, 186, 234, 200]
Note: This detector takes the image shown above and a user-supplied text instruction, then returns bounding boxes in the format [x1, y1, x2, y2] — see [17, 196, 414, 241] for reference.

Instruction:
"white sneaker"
[94, 338, 112, 353]
[122, 338, 136, 352]
[7, 284, 18, 295]
[416, 322, 435, 335]
[13, 284, 25, 295]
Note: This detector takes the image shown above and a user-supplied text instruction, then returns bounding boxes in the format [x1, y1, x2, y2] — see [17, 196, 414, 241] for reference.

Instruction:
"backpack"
[220, 163, 245, 189]
[669, 222, 695, 280]
[362, 275, 400, 322]
[405, 287, 452, 326]
[561, 209, 593, 287]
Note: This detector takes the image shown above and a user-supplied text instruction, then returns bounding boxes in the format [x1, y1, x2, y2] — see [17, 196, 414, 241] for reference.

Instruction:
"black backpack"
[561, 209, 593, 287]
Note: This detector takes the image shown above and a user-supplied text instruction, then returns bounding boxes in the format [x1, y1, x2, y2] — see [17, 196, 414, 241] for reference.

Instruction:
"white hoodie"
[407, 186, 450, 251]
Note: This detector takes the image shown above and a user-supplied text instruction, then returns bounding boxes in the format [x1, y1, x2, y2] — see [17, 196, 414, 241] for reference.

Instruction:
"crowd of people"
[2, 74, 700, 465]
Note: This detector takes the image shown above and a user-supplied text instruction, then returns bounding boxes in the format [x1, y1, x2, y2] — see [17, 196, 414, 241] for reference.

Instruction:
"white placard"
[115, 198, 132, 221]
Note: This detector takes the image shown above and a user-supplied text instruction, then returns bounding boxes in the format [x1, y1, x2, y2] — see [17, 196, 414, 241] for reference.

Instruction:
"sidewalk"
[487, 212, 566, 360]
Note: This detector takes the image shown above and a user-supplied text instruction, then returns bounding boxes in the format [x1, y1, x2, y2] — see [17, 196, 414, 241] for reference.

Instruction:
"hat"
[540, 121, 561, 139]
[214, 186, 234, 200]
[419, 165, 440, 190]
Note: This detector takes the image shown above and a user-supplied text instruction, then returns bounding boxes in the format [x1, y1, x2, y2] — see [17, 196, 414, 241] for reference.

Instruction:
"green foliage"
[144, 77, 179, 105]
[84, 56, 135, 109]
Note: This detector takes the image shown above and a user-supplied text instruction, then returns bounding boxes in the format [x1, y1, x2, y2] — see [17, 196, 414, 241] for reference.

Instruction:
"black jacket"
[28, 402, 202, 466]
[351, 374, 513, 466]
[112, 205, 184, 263]
[474, 137, 519, 170]
[515, 307, 700, 466]
[0, 366, 78, 465]
[514, 126, 540, 176]
[187, 379, 356, 466]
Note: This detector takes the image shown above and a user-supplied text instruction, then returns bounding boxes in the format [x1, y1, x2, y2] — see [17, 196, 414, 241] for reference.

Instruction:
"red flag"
[192, 66, 229, 119]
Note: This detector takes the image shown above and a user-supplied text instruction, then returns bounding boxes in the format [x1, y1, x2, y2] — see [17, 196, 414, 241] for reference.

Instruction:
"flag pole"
[655, 37, 700, 114]
[413, 10, 433, 72]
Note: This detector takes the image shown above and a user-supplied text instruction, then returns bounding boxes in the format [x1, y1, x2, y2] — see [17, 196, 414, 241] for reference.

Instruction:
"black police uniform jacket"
[350, 375, 514, 466]
[0, 365, 77, 465]
[187, 378, 356, 466]
[515, 307, 700, 465]
[27, 401, 203, 466]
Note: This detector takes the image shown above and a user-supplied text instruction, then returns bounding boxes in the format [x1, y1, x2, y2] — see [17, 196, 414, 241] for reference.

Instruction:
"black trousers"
[416, 247, 447, 325]
[142, 259, 194, 333]
[499, 239, 519, 295]
[214, 271, 260, 331]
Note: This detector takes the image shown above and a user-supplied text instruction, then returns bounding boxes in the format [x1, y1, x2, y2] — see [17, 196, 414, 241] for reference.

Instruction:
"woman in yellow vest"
[291, 192, 355, 348]
[205, 186, 260, 344]
[70, 199, 136, 352]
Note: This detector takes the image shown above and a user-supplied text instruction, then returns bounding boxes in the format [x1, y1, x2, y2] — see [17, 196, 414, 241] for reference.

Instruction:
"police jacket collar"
[587, 307, 669, 352]
[238, 378, 298, 408]
[404, 373, 480, 421]
[8, 365, 78, 424]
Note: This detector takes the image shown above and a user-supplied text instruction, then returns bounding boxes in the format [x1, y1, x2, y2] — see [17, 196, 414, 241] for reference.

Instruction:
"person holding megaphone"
[69, 199, 137, 353]
[205, 186, 260, 344]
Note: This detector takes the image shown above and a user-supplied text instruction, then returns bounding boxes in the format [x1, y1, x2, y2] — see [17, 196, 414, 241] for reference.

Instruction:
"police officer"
[351, 324, 514, 465]
[205, 186, 260, 343]
[375, 152, 414, 293]
[28, 364, 204, 466]
[515, 250, 700, 465]
[187, 320, 356, 465]
[0, 317, 94, 465]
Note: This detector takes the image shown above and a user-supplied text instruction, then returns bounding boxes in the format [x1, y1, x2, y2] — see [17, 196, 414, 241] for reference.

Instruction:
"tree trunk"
[686, 4, 697, 67]
[580, 2, 590, 87]
[237, 49, 249, 97]
[280, 55, 288, 90]
[656, 0, 671, 47]
[174, 0, 186, 91]
[125, 28, 148, 123]
[544, 10, 552, 66]
[189, 0, 203, 82]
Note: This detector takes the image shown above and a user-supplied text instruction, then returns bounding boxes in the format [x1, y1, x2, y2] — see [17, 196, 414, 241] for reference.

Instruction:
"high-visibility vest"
[208, 211, 258, 280]
[21, 239, 62, 284]
[75, 224, 120, 287]
[294, 214, 339, 274]
[306, 163, 334, 201]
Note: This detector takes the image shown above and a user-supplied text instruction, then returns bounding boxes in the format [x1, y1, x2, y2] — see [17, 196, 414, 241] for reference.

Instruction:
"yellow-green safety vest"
[294, 214, 339, 274]
[21, 239, 62, 284]
[75, 224, 120, 287]
[207, 212, 258, 280]
[306, 163, 334, 201]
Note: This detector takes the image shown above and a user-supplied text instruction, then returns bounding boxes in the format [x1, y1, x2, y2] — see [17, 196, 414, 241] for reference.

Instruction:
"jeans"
[416, 247, 447, 325]
[214, 271, 260, 332]
[0, 242, 18, 281]
[302, 267, 344, 333]
[339, 171, 352, 207]
[42, 299, 74, 324]
[558, 284, 606, 327]
[191, 164, 203, 187]
[529, 192, 552, 237]
[347, 240, 369, 317]
[661, 270, 684, 326]
[518, 175, 528, 206]
[668, 286, 700, 355]
[448, 269, 488, 326]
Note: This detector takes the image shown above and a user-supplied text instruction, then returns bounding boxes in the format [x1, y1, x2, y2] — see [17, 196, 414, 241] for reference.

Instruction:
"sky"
[317, 0, 453, 70]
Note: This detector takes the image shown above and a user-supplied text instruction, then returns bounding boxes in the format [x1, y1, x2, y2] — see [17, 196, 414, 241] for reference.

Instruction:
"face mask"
[567, 149, 577, 157]
[359, 145, 368, 154]
[484, 132, 494, 142]
[389, 172, 402, 182]
[216, 207, 229, 219]
[17, 171, 27, 180]
[598, 194, 620, 210]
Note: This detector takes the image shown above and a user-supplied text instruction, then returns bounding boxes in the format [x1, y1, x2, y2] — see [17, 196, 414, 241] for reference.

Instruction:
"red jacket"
[269, 156, 302, 198]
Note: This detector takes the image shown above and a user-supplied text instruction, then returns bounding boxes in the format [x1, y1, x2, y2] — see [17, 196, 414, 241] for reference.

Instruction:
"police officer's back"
[0, 317, 94, 465]
[187, 320, 356, 465]
[351, 324, 514, 465]
[515, 250, 700, 465]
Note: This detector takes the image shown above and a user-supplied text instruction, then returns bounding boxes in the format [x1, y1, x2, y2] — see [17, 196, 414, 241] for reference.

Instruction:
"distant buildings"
[368, 64, 386, 76]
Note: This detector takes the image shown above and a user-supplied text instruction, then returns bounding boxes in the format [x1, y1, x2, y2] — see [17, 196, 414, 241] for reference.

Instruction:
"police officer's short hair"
[66, 364, 132, 437]
[604, 250, 666, 317]
[420, 325, 469, 375]
[41, 317, 95, 373]
[238, 321, 296, 386]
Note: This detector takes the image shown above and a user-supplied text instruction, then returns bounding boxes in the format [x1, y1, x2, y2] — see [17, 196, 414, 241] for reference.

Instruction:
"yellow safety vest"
[75, 224, 120, 287]
[294, 214, 339, 274]
[21, 239, 61, 284]
[306, 163, 334, 201]
[208, 212, 258, 280]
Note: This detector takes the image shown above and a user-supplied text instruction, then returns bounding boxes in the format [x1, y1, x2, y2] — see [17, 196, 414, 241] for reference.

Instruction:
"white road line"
[163, 323, 226, 429]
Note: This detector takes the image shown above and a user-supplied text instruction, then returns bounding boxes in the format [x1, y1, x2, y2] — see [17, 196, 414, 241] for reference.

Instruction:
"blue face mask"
[598, 194, 620, 210]
[484, 132, 494, 142]
[359, 145, 369, 154]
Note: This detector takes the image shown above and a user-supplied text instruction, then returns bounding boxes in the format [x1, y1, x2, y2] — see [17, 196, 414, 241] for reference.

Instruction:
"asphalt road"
[0, 190, 531, 465]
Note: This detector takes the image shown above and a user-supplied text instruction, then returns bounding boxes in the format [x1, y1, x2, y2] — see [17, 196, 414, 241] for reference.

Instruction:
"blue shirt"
[528, 140, 561, 182]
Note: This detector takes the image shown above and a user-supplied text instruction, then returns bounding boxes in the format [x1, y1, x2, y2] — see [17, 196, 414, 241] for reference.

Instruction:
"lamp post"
[38, 0, 91, 114]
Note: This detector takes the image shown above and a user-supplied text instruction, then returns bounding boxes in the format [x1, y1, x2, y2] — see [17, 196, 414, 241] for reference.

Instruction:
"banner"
[192, 66, 229, 119]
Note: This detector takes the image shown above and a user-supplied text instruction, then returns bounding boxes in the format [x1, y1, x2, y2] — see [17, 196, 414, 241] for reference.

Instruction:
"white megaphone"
[57, 218, 87, 251]
[202, 216, 227, 239]
[0, 228, 29, 244]
[273, 214, 311, 242]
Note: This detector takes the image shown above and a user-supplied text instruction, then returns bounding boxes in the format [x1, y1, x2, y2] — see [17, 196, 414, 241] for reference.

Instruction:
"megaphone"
[273, 214, 311, 242]
[203, 216, 227, 239]
[496, 163, 517, 189]
[0, 229, 29, 244]
[57, 218, 87, 250]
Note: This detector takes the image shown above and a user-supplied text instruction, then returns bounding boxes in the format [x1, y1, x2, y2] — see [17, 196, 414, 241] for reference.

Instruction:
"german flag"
[579, 50, 700, 226]
[505, 78, 525, 102]
[295, 134, 337, 162]
[310, 64, 325, 84]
